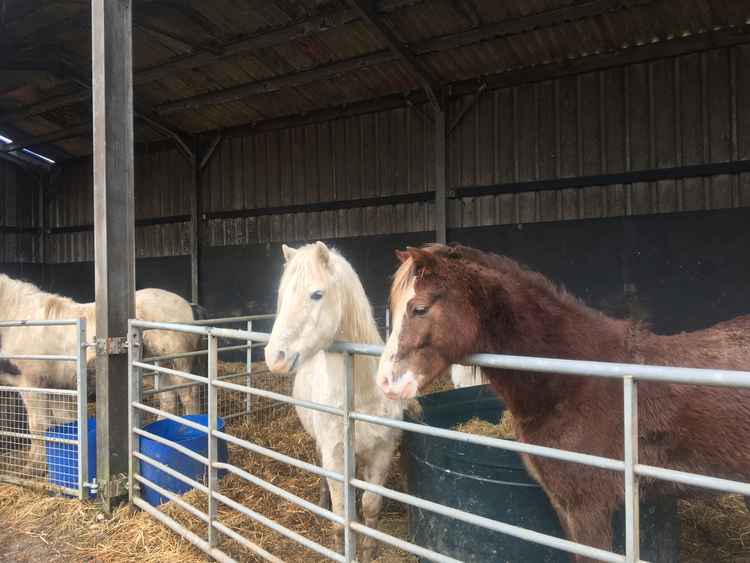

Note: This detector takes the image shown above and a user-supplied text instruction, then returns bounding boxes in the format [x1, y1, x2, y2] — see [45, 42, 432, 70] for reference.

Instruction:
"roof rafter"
[0, 0, 421, 125]
[15, 23, 750, 161]
[151, 0, 650, 117]
[346, 0, 441, 109]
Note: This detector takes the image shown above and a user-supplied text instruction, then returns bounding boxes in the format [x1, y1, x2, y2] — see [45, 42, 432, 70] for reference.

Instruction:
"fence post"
[76, 318, 88, 500]
[623, 376, 640, 562]
[245, 320, 252, 417]
[342, 352, 356, 562]
[127, 321, 143, 504]
[153, 360, 161, 393]
[207, 332, 219, 547]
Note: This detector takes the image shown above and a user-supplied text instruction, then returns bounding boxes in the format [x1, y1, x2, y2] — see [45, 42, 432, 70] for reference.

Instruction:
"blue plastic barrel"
[45, 416, 97, 497]
[139, 414, 228, 506]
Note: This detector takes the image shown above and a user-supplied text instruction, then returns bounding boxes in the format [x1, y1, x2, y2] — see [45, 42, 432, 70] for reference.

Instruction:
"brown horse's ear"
[406, 246, 437, 273]
[395, 249, 411, 263]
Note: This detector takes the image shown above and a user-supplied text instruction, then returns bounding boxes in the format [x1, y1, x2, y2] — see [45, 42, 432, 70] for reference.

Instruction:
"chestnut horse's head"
[377, 244, 483, 399]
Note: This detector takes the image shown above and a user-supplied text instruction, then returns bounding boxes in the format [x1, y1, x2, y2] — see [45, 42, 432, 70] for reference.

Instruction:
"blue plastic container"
[139, 414, 228, 506]
[45, 416, 97, 497]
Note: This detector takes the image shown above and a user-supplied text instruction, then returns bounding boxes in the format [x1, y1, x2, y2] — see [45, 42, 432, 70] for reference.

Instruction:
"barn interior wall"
[0, 160, 40, 264]
[6, 45, 749, 330]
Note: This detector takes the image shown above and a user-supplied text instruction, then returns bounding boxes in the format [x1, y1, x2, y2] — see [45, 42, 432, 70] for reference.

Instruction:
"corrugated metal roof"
[0, 0, 748, 160]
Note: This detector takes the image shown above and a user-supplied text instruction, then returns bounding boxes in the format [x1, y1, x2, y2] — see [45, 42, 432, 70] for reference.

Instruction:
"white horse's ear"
[282, 244, 297, 262]
[315, 241, 330, 264]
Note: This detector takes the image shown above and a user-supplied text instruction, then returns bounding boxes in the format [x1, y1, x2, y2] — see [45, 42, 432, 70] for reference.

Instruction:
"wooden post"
[190, 142, 200, 304]
[92, 0, 135, 513]
[435, 108, 447, 244]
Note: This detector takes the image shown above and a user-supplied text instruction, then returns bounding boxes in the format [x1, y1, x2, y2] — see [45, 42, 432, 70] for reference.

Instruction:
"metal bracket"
[99, 473, 129, 498]
[96, 336, 129, 355]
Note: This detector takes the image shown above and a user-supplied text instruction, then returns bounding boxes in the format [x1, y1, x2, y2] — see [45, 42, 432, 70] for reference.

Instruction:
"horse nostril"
[277, 351, 286, 362]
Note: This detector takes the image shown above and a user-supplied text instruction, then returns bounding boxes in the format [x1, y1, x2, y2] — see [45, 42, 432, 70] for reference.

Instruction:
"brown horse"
[376, 243, 750, 561]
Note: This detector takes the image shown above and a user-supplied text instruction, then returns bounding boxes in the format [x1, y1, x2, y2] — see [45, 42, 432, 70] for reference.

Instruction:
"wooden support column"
[92, 0, 136, 513]
[190, 138, 200, 304]
[435, 108, 447, 244]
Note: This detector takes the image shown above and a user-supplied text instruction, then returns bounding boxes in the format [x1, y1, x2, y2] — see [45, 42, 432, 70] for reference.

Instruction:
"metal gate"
[0, 319, 89, 499]
[127, 318, 750, 563]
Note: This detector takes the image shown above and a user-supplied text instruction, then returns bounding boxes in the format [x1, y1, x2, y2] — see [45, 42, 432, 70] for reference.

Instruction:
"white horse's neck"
[331, 256, 383, 348]
[313, 254, 387, 405]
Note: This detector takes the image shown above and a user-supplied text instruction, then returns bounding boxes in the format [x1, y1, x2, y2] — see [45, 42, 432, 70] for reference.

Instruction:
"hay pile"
[452, 412, 750, 561]
[454, 410, 516, 440]
[0, 412, 415, 562]
[679, 495, 750, 562]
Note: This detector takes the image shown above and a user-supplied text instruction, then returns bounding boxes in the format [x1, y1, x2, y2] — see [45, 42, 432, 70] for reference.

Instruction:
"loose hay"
[0, 411, 416, 562]
[454, 411, 516, 440]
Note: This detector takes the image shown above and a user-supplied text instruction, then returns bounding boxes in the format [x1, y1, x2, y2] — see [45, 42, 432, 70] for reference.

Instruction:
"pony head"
[377, 245, 481, 399]
[265, 241, 345, 374]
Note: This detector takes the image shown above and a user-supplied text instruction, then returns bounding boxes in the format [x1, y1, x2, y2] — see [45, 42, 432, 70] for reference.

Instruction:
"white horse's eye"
[310, 290, 324, 301]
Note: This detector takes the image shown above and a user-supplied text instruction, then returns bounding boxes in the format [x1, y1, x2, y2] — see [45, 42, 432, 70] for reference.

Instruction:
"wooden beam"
[145, 0, 656, 117]
[191, 140, 200, 304]
[199, 134, 223, 171]
[416, 0, 648, 55]
[155, 50, 396, 115]
[347, 0, 441, 109]
[0, 0, 644, 123]
[447, 83, 486, 136]
[92, 0, 136, 514]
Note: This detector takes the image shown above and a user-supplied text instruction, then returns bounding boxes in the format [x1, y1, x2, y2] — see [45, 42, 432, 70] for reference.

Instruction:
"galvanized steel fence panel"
[127, 318, 750, 563]
[0, 318, 89, 499]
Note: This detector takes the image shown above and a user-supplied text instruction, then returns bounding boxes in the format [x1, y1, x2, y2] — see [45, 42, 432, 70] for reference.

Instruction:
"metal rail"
[0, 318, 88, 499]
[128, 319, 750, 563]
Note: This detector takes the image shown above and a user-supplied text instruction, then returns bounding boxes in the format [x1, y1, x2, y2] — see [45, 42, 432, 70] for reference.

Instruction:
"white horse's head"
[265, 241, 346, 374]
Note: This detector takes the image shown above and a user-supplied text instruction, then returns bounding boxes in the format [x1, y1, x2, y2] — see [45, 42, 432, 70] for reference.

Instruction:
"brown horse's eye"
[413, 305, 428, 317]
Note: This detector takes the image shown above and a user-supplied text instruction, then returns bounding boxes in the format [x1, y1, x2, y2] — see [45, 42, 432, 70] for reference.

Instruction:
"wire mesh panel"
[0, 318, 87, 498]
[0, 388, 78, 484]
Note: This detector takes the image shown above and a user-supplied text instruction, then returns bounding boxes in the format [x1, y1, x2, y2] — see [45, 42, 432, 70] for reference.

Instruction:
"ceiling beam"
[0, 0, 638, 124]
[146, 0, 653, 116]
[38, 24, 750, 162]
[415, 0, 649, 55]
[217, 24, 750, 137]
[155, 50, 396, 115]
[347, 0, 441, 109]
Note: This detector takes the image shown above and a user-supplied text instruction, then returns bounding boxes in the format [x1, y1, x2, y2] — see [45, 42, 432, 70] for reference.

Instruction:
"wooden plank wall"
[44, 45, 750, 263]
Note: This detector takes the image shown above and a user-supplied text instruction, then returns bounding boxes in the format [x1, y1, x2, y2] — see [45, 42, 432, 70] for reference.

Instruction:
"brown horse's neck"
[472, 270, 630, 421]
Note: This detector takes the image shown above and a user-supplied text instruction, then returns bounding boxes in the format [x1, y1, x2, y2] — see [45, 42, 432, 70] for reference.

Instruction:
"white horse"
[0, 274, 203, 473]
[264, 242, 403, 562]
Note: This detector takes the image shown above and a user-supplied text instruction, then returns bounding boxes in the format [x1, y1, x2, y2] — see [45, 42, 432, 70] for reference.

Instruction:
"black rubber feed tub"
[403, 385, 679, 562]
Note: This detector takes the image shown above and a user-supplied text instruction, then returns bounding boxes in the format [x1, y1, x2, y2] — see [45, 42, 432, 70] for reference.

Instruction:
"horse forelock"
[390, 258, 416, 313]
